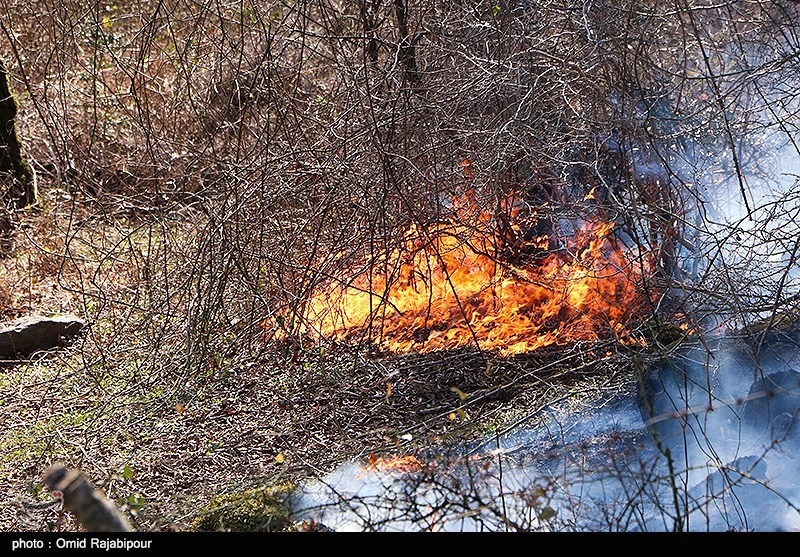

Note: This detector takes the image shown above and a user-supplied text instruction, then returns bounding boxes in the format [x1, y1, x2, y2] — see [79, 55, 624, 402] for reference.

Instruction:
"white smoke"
[290, 20, 800, 533]
[292, 337, 800, 531]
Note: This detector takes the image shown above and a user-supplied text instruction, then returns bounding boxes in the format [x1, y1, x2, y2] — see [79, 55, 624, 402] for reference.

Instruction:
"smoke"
[641, 337, 800, 531]
[288, 9, 800, 532]
[291, 336, 800, 531]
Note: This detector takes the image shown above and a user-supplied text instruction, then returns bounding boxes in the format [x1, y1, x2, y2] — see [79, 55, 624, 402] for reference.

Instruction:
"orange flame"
[360, 454, 424, 476]
[300, 192, 653, 356]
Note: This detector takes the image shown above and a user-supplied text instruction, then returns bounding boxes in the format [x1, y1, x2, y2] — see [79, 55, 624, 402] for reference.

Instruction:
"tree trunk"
[0, 58, 36, 210]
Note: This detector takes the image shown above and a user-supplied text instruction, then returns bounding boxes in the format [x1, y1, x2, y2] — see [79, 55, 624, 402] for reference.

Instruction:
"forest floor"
[0, 189, 648, 532]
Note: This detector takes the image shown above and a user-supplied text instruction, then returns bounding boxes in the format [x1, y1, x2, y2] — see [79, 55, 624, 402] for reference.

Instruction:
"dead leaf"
[450, 386, 468, 401]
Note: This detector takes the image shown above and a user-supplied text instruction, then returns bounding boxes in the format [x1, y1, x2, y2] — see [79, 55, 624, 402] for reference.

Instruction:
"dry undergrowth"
[0, 186, 645, 532]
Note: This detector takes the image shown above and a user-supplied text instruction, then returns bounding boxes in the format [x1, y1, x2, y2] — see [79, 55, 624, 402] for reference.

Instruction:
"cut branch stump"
[43, 465, 133, 532]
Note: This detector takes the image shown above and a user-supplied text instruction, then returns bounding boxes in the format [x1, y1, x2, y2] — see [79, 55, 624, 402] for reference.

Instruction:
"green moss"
[191, 484, 298, 532]
[0, 409, 100, 464]
[744, 311, 798, 337]
[653, 323, 687, 347]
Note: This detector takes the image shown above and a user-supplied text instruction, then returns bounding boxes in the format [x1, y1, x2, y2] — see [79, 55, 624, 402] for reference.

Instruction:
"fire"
[299, 191, 653, 356]
[361, 454, 424, 476]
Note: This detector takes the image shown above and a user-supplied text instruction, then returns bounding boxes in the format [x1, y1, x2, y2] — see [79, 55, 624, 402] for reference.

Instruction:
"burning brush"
[290, 189, 656, 357]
